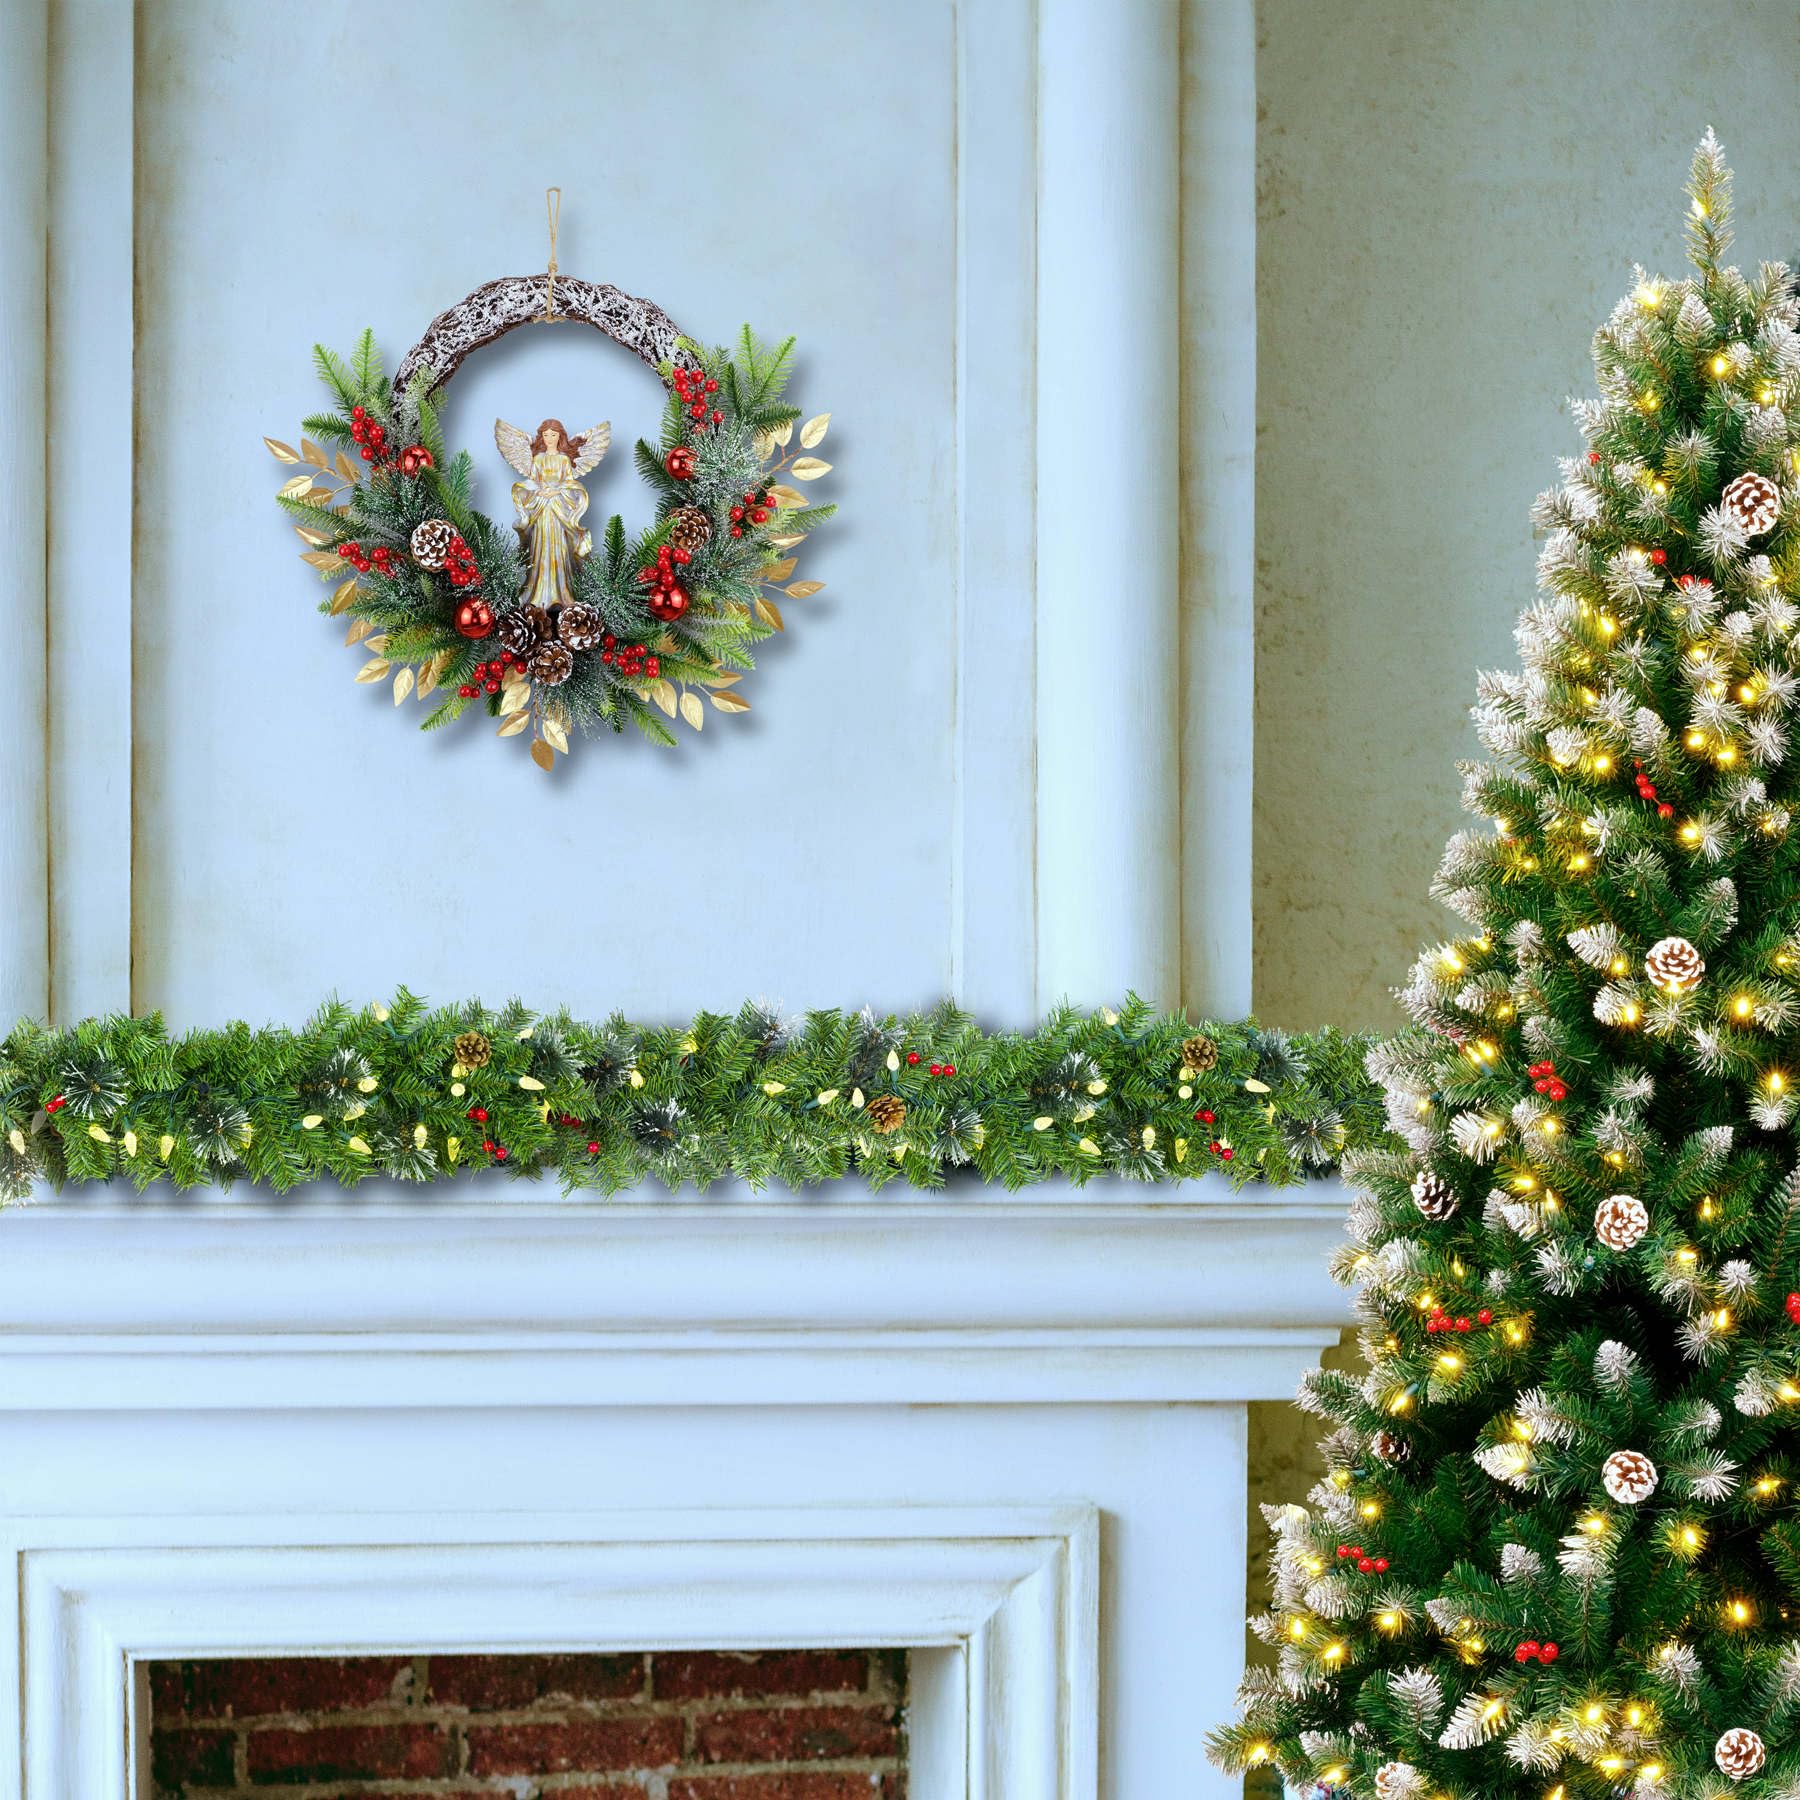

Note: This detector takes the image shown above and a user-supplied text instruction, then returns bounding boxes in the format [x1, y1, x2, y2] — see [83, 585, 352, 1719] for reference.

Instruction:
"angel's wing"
[570, 423, 611, 479]
[494, 418, 534, 479]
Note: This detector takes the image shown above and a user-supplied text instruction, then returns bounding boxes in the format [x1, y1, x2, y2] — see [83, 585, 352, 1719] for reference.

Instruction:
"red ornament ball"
[647, 583, 689, 622]
[455, 597, 494, 639]
[665, 445, 697, 481]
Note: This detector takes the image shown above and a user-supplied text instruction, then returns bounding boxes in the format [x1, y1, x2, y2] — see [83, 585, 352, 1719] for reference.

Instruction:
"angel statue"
[495, 416, 610, 612]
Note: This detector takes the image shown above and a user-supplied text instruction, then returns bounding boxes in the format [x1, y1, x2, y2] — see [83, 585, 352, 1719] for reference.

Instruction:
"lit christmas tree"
[1210, 134, 1800, 1800]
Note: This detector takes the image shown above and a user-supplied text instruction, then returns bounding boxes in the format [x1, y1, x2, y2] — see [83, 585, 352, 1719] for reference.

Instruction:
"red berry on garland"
[587, 1140, 600, 1154]
[458, 684, 476, 698]
[1588, 450, 1599, 462]
[494, 1146, 508, 1161]
[907, 1051, 921, 1065]
[468, 1107, 488, 1123]
[1516, 1640, 1539, 1662]
[944, 1064, 956, 1077]
[351, 405, 365, 421]
[1356, 1557, 1374, 1572]
[1658, 802, 1673, 817]
[359, 445, 374, 461]
[45, 1095, 66, 1114]
[1540, 1643, 1558, 1663]
[929, 1063, 942, 1075]
[1374, 1557, 1388, 1572]
[455, 598, 495, 639]
[1651, 547, 1667, 565]
[705, 378, 718, 394]
[1477, 1308, 1493, 1325]
[665, 445, 697, 480]
[1221, 1147, 1233, 1160]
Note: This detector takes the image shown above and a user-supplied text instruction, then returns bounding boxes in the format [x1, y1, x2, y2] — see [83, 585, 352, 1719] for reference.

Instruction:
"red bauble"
[665, 445, 697, 480]
[455, 598, 495, 639]
[647, 583, 689, 622]
[399, 443, 434, 477]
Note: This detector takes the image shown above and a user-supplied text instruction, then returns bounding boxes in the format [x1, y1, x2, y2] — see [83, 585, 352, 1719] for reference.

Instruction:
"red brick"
[151, 1724, 235, 1790]
[671, 1777, 894, 1800]
[465, 1715, 684, 1776]
[159, 1655, 413, 1720]
[427, 1650, 644, 1709]
[541, 1788, 642, 1800]
[245, 1722, 452, 1784]
[655, 1650, 869, 1701]
[694, 1705, 901, 1765]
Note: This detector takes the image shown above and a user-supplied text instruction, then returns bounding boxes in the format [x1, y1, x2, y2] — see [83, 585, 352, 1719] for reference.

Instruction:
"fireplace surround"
[0, 1179, 1349, 1797]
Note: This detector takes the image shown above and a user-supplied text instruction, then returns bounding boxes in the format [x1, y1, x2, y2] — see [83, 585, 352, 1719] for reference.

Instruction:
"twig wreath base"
[0, 995, 1384, 1203]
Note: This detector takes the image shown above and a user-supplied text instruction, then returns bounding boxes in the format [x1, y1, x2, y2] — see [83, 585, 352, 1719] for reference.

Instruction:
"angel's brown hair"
[532, 418, 581, 457]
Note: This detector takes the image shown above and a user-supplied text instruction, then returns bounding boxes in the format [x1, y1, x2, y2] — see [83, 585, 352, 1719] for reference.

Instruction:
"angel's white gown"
[513, 449, 592, 612]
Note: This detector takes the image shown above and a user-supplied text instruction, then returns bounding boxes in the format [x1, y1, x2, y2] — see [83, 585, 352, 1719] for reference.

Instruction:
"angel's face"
[541, 424, 561, 452]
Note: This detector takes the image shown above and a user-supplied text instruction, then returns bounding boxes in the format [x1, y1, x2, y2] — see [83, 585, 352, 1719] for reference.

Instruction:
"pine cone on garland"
[527, 605, 556, 642]
[531, 642, 575, 686]
[410, 517, 456, 570]
[1601, 1448, 1659, 1504]
[1644, 934, 1705, 993]
[1721, 470, 1782, 537]
[1411, 1168, 1458, 1221]
[453, 1031, 491, 1071]
[867, 1093, 906, 1134]
[495, 609, 539, 660]
[1593, 1192, 1650, 1251]
[1370, 1428, 1410, 1466]
[1716, 1728, 1767, 1781]
[667, 504, 713, 552]
[1373, 1763, 1422, 1800]
[557, 603, 604, 651]
[1181, 1033, 1219, 1073]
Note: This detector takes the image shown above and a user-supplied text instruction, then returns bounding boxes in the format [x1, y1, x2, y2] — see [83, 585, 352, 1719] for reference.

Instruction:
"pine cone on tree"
[867, 1093, 906, 1134]
[1721, 470, 1781, 536]
[1410, 1169, 1458, 1221]
[495, 609, 539, 660]
[1373, 1763, 1421, 1800]
[1370, 1428, 1410, 1466]
[410, 518, 456, 570]
[1593, 1192, 1650, 1250]
[1181, 1033, 1219, 1073]
[1715, 1728, 1767, 1781]
[453, 1031, 491, 1071]
[667, 504, 713, 553]
[1601, 1448, 1659, 1505]
[530, 642, 575, 686]
[557, 603, 604, 651]
[1644, 935, 1705, 992]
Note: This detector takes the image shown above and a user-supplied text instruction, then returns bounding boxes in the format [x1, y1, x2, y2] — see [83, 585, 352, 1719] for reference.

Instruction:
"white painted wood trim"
[0, 0, 49, 1023]
[12, 1505, 1098, 1800]
[1035, 0, 1182, 1012]
[46, 0, 133, 1020]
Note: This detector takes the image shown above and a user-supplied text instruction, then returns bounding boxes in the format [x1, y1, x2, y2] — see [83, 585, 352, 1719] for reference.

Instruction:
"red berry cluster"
[903, 1052, 958, 1076]
[1631, 759, 1675, 820]
[1786, 1291, 1800, 1325]
[1527, 1060, 1567, 1101]
[600, 633, 659, 680]
[729, 484, 774, 539]
[466, 1106, 489, 1123]
[443, 535, 480, 588]
[673, 363, 723, 428]
[481, 1139, 509, 1162]
[1425, 1302, 1493, 1335]
[338, 541, 398, 577]
[44, 1094, 67, 1115]
[553, 1111, 604, 1157]
[349, 405, 391, 466]
[398, 444, 433, 478]
[1335, 1544, 1389, 1575]
[638, 542, 692, 620]
[458, 648, 526, 699]
[1513, 1639, 1559, 1665]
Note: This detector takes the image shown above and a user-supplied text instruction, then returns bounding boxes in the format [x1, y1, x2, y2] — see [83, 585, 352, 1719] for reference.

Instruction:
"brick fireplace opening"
[147, 1651, 909, 1800]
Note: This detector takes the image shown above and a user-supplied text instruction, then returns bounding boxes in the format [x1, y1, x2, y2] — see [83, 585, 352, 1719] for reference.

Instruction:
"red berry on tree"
[1477, 1308, 1493, 1324]
[1373, 1557, 1388, 1572]
[1540, 1643, 1558, 1662]
[907, 1051, 921, 1065]
[1356, 1557, 1374, 1572]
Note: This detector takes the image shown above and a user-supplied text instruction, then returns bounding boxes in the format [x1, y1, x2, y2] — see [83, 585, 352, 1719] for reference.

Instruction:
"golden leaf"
[301, 550, 346, 571]
[416, 658, 439, 699]
[364, 634, 389, 653]
[264, 435, 300, 464]
[306, 483, 335, 505]
[773, 419, 794, 447]
[758, 556, 797, 583]
[800, 411, 831, 448]
[785, 580, 825, 599]
[393, 667, 415, 705]
[542, 714, 570, 754]
[753, 597, 785, 632]
[680, 691, 705, 730]
[498, 681, 531, 716]
[703, 671, 743, 687]
[497, 711, 531, 737]
[301, 437, 329, 469]
[769, 533, 806, 550]
[753, 431, 777, 460]
[530, 738, 555, 772]
[355, 658, 391, 683]
[344, 618, 370, 645]
[711, 690, 751, 713]
[768, 484, 806, 509]
[335, 451, 357, 483]
[294, 525, 330, 547]
[329, 577, 359, 614]
[650, 678, 677, 718]
[791, 457, 831, 480]
[278, 472, 315, 499]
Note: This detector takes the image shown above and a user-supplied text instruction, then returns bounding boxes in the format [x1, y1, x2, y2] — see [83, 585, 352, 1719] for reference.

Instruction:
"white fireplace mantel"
[0, 1177, 1352, 1799]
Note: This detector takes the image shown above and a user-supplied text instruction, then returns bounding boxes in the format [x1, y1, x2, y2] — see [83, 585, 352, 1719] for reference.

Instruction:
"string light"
[1711, 353, 1731, 377]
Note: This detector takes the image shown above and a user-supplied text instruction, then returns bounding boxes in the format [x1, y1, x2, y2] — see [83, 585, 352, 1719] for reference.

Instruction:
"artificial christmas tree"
[1210, 134, 1800, 1799]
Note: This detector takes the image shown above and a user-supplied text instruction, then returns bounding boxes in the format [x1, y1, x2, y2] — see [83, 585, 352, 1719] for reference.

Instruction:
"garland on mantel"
[0, 993, 1387, 1203]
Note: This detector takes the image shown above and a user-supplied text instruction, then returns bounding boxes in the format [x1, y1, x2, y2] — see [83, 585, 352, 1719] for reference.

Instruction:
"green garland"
[0, 993, 1385, 1202]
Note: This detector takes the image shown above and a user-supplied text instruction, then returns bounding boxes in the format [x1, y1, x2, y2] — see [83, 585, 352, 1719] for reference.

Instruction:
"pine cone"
[1410, 1169, 1458, 1221]
[1370, 1428, 1410, 1466]
[557, 603, 604, 651]
[453, 1031, 491, 1070]
[495, 609, 538, 660]
[1644, 934, 1705, 993]
[531, 641, 574, 686]
[1601, 1448, 1658, 1505]
[1716, 1728, 1767, 1781]
[1373, 1763, 1421, 1800]
[1593, 1192, 1650, 1251]
[527, 605, 556, 641]
[1181, 1033, 1219, 1073]
[1722, 470, 1782, 537]
[867, 1093, 906, 1134]
[667, 504, 713, 552]
[410, 518, 456, 570]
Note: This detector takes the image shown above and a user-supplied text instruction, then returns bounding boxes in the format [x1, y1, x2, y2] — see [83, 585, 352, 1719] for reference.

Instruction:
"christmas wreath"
[269, 273, 835, 767]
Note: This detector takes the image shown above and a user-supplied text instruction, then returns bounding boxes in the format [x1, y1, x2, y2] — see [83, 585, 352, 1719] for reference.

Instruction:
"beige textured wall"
[1252, 0, 1800, 1032]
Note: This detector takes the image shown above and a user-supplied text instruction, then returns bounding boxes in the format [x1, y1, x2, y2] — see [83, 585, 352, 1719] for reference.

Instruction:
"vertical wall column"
[1035, 0, 1181, 1013]
[1180, 0, 1256, 1020]
[0, 0, 50, 1022]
